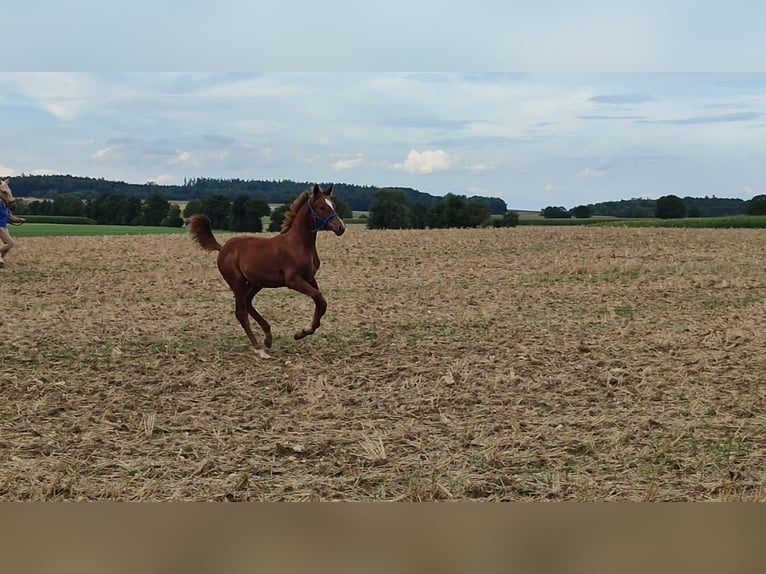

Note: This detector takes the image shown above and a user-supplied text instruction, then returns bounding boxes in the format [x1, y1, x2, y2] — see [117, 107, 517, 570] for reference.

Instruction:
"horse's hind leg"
[234, 293, 271, 359]
[223, 273, 271, 359]
[244, 284, 273, 348]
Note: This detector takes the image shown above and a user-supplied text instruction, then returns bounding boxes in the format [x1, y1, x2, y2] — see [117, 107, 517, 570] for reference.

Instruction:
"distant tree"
[331, 196, 353, 220]
[245, 197, 271, 231]
[86, 193, 129, 224]
[124, 197, 143, 225]
[542, 206, 571, 219]
[203, 193, 231, 229]
[688, 206, 701, 218]
[442, 194, 468, 227]
[10, 198, 28, 214]
[269, 202, 292, 232]
[627, 205, 653, 218]
[53, 194, 85, 216]
[745, 194, 766, 215]
[140, 194, 170, 226]
[368, 189, 410, 229]
[655, 194, 686, 219]
[486, 210, 520, 228]
[410, 202, 429, 229]
[465, 201, 491, 227]
[500, 211, 520, 227]
[229, 194, 269, 232]
[571, 205, 592, 218]
[426, 200, 447, 228]
[183, 199, 205, 219]
[229, 194, 250, 231]
[161, 204, 184, 227]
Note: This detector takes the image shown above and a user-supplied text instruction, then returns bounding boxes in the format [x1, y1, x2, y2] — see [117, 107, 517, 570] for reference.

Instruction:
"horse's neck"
[287, 202, 318, 252]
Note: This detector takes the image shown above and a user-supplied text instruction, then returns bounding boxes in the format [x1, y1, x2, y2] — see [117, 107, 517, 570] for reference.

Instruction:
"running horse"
[0, 177, 14, 205]
[188, 183, 346, 358]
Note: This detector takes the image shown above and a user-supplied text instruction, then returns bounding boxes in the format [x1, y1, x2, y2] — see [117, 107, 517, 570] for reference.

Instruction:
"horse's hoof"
[254, 348, 272, 359]
[264, 337, 273, 349]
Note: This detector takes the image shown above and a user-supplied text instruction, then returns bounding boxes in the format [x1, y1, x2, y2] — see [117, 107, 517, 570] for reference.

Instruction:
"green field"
[517, 215, 619, 226]
[9, 223, 191, 237]
[7, 214, 766, 237]
[599, 215, 766, 228]
[516, 214, 766, 228]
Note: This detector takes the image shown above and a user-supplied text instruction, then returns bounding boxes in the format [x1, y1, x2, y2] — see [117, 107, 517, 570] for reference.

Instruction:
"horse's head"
[308, 183, 346, 236]
[0, 178, 13, 206]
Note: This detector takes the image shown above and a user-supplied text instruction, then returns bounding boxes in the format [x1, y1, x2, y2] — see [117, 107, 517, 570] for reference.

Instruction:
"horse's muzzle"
[334, 222, 346, 236]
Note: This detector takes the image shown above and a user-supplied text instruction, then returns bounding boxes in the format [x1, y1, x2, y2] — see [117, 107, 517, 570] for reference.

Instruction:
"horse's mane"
[280, 191, 310, 234]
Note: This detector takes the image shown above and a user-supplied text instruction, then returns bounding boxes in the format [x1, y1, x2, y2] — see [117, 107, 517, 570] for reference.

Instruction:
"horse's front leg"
[287, 276, 326, 340]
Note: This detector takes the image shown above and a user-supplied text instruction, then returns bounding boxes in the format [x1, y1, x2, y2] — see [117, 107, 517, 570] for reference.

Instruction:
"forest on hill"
[10, 174, 754, 220]
[8, 174, 508, 214]
[587, 196, 747, 218]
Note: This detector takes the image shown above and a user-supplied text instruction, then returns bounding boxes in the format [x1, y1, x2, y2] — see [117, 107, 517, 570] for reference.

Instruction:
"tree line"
[19, 193, 185, 227]
[542, 194, 766, 219]
[16, 191, 355, 233]
[18, 193, 263, 231]
[367, 189, 518, 230]
[9, 174, 507, 214]
[181, 193, 352, 233]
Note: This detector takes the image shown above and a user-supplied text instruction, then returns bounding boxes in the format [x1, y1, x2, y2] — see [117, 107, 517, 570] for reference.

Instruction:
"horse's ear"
[312, 184, 321, 197]
[325, 183, 334, 196]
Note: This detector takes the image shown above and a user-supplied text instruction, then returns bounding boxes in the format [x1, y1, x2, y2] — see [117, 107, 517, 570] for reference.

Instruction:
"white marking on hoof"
[254, 348, 272, 359]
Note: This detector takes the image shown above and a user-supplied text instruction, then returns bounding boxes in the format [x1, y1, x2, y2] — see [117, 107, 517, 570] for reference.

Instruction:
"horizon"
[8, 172, 756, 213]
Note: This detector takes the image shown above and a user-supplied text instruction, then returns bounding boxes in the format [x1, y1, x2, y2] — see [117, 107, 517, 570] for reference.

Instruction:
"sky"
[1, 2, 765, 211]
[2, 73, 765, 210]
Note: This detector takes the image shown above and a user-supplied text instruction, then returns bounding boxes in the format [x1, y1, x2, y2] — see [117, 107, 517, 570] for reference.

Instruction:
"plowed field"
[1, 226, 763, 500]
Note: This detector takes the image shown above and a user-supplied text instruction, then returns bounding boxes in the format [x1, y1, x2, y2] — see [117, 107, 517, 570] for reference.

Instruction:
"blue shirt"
[0, 204, 10, 228]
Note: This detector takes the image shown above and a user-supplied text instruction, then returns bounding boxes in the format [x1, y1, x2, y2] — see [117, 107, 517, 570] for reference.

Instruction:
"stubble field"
[0, 225, 764, 500]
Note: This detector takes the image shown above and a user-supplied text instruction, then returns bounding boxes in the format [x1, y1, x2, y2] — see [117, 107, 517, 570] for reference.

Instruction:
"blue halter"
[306, 197, 340, 233]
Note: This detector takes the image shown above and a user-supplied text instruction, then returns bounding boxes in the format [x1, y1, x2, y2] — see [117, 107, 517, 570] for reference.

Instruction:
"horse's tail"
[188, 214, 222, 252]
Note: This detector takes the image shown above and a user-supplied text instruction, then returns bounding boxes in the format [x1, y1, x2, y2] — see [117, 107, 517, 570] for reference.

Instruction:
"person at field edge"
[0, 198, 26, 268]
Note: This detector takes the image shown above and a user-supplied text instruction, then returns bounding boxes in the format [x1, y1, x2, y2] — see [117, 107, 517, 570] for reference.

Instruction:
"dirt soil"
[1, 226, 764, 500]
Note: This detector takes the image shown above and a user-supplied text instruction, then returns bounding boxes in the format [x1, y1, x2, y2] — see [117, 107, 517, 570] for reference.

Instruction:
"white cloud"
[393, 149, 456, 174]
[544, 184, 561, 192]
[0, 164, 16, 176]
[331, 153, 365, 171]
[169, 150, 228, 167]
[577, 167, 607, 178]
[467, 162, 496, 172]
[93, 147, 112, 160]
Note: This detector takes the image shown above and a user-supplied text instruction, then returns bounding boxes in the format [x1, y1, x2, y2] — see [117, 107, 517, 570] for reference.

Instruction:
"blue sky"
[2, 73, 764, 210]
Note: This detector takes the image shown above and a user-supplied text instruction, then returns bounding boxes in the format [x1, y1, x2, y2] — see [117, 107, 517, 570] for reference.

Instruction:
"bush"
[484, 211, 519, 228]
[542, 206, 571, 219]
[656, 195, 686, 219]
[368, 189, 410, 229]
[571, 205, 592, 218]
[161, 204, 184, 227]
[745, 194, 766, 215]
